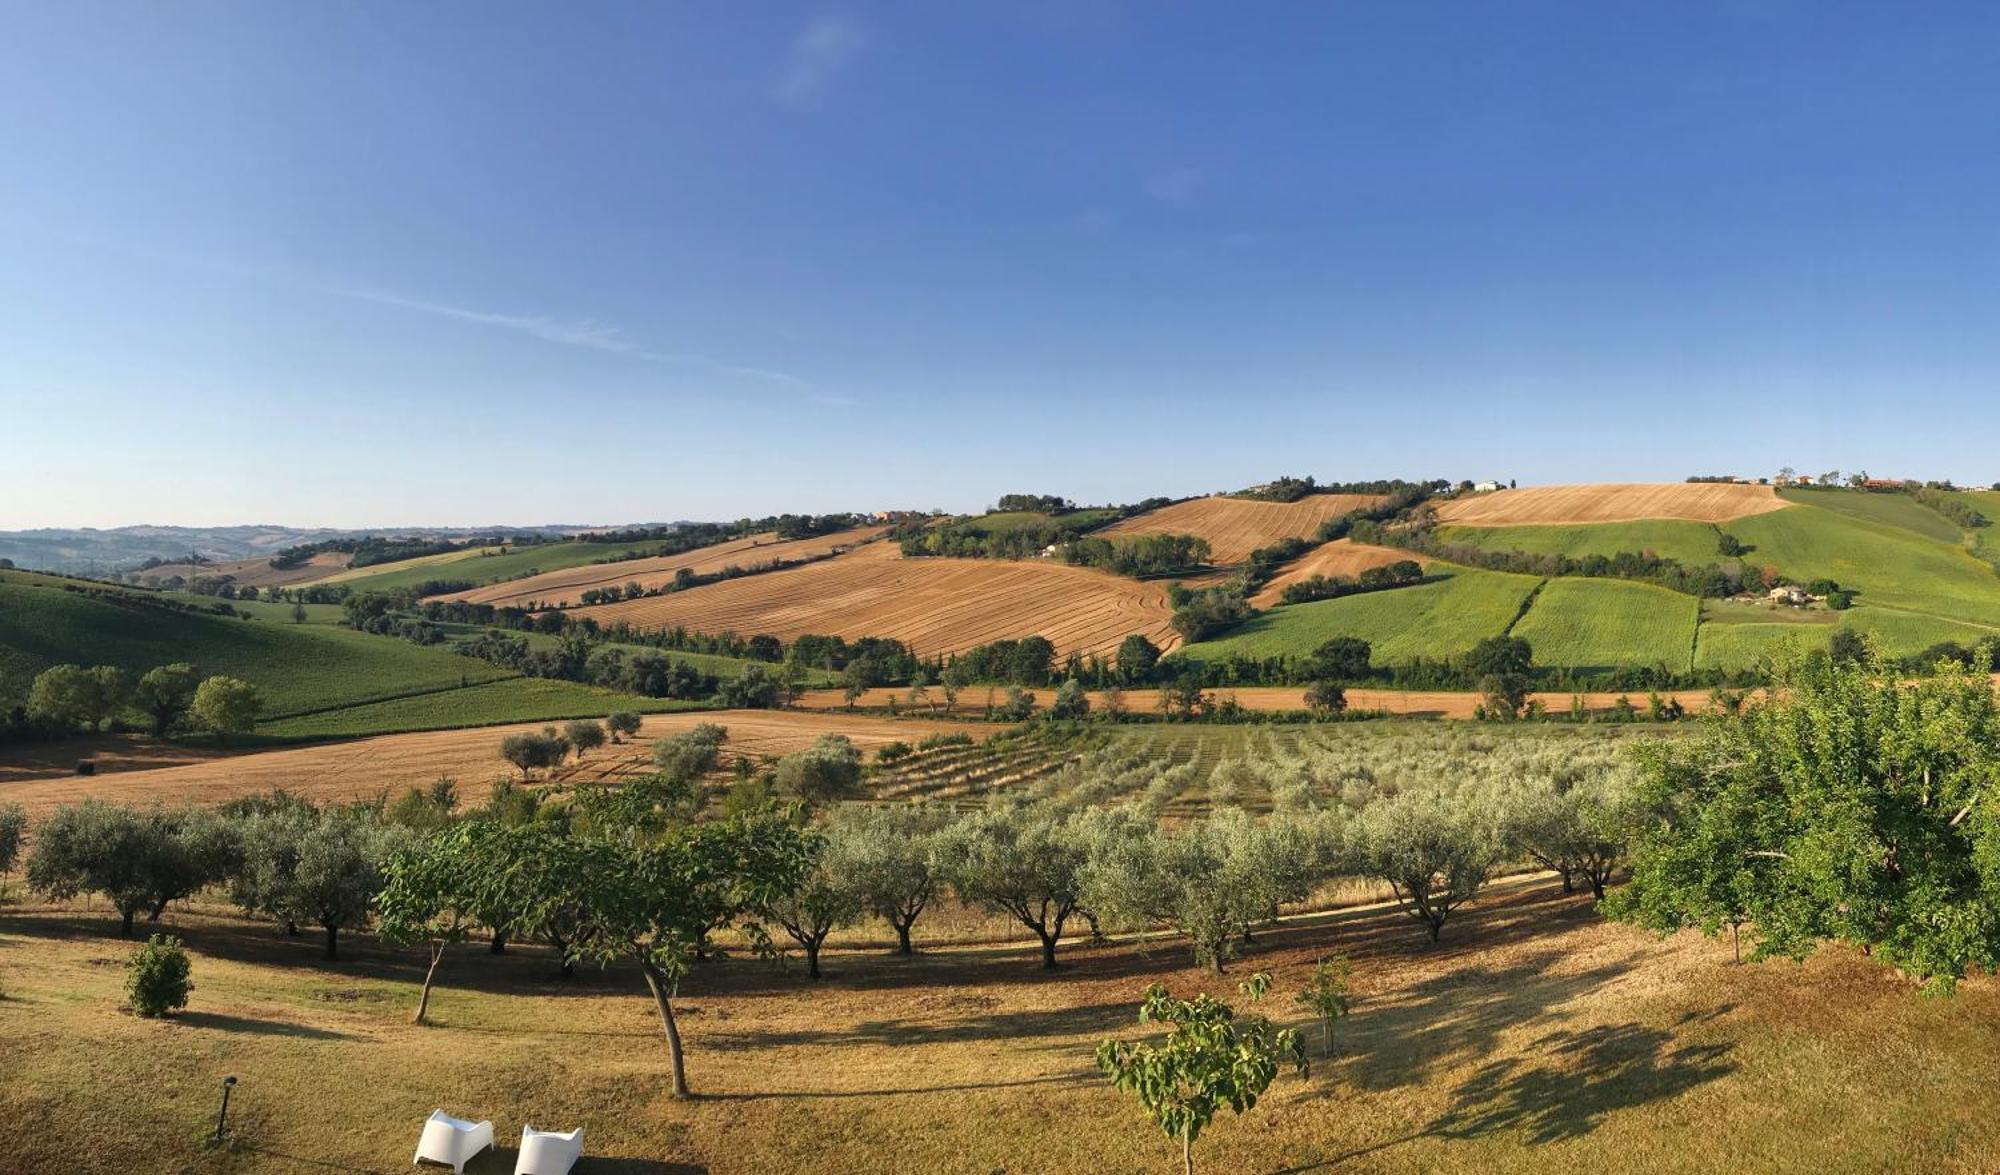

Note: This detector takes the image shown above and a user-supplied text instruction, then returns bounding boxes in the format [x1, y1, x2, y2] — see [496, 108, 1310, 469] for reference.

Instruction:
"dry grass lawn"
[1433, 484, 1789, 527]
[2, 880, 1994, 1173]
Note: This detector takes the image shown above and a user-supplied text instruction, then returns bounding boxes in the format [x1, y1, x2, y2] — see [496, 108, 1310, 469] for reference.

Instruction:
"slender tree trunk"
[1731, 922, 1741, 964]
[323, 922, 339, 961]
[640, 962, 691, 1099]
[894, 920, 913, 954]
[1182, 1127, 1194, 1175]
[119, 907, 136, 937]
[1426, 918, 1443, 943]
[806, 939, 822, 980]
[1038, 928, 1058, 969]
[415, 943, 444, 1025]
[284, 919, 299, 937]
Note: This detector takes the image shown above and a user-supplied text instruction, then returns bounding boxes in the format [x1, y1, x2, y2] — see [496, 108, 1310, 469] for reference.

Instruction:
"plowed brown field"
[135, 551, 350, 589]
[1433, 482, 1789, 526]
[1, 710, 982, 817]
[1248, 540, 1422, 608]
[441, 526, 887, 608]
[568, 542, 1180, 658]
[1097, 493, 1385, 564]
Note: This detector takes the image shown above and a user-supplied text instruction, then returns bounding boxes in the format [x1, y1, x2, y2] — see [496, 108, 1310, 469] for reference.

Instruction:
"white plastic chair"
[413, 1109, 495, 1174]
[514, 1124, 584, 1175]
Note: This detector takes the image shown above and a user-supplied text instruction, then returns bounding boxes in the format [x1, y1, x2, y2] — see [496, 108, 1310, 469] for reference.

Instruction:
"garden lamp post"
[213, 1075, 237, 1143]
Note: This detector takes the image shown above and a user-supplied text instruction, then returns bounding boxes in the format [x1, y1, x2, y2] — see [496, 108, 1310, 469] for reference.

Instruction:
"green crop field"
[1840, 606, 1998, 658]
[256, 676, 710, 740]
[1778, 485, 1964, 543]
[327, 536, 693, 595]
[0, 574, 517, 716]
[1731, 500, 2000, 627]
[1953, 490, 2000, 572]
[1176, 565, 1541, 664]
[1433, 518, 1725, 566]
[1694, 620, 1829, 670]
[1511, 578, 1698, 672]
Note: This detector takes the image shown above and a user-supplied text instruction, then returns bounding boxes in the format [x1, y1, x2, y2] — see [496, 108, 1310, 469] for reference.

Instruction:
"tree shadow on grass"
[175, 1010, 357, 1040]
[701, 1000, 1127, 1054]
[472, 1147, 703, 1174]
[699, 1070, 1095, 1102]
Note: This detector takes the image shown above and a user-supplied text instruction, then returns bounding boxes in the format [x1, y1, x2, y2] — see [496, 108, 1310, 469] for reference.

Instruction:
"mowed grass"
[1777, 485, 1964, 543]
[328, 536, 693, 595]
[1178, 566, 1541, 664]
[1511, 579, 1697, 672]
[1730, 500, 2000, 627]
[256, 676, 713, 740]
[8, 881, 2000, 1172]
[0, 576, 515, 716]
[1432, 519, 1725, 567]
[1693, 606, 1996, 670]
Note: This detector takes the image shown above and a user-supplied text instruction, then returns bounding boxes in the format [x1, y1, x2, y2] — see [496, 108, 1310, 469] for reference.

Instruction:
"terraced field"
[1248, 539, 1420, 608]
[1435, 482, 1789, 525]
[1176, 565, 1541, 664]
[1097, 493, 1383, 564]
[441, 526, 886, 608]
[568, 542, 1180, 659]
[1511, 578, 1700, 672]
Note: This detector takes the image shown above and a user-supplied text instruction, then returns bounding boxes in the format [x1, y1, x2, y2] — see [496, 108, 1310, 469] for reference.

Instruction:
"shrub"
[125, 934, 193, 1017]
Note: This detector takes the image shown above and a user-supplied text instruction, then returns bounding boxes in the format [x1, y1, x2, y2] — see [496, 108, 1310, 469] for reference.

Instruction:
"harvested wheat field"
[0, 709, 981, 818]
[570, 542, 1181, 659]
[132, 550, 350, 589]
[1250, 540, 1423, 608]
[1433, 483, 1789, 526]
[9, 876, 1998, 1172]
[442, 526, 887, 608]
[1097, 493, 1385, 564]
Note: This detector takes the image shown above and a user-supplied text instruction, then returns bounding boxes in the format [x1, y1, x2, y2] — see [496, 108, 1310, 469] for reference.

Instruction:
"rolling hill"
[1096, 492, 1384, 564]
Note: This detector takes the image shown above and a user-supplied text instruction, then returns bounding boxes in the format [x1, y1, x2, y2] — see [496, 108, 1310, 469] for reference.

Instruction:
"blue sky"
[4, 2, 1999, 527]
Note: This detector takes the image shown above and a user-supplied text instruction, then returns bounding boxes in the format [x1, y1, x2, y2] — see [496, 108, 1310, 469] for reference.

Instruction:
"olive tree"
[767, 829, 865, 979]
[27, 802, 232, 935]
[605, 710, 643, 743]
[1498, 776, 1634, 901]
[773, 735, 863, 805]
[827, 805, 942, 953]
[0, 803, 27, 883]
[499, 728, 568, 779]
[563, 719, 606, 760]
[1354, 790, 1500, 942]
[937, 801, 1088, 969]
[652, 723, 728, 784]
[235, 802, 400, 959]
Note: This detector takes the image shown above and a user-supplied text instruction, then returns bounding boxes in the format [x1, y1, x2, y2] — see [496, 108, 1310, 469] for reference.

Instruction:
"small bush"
[916, 731, 974, 752]
[126, 934, 193, 1018]
[876, 741, 912, 764]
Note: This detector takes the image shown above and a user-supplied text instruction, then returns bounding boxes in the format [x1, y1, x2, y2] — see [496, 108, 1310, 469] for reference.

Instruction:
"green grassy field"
[1953, 490, 2000, 573]
[1511, 578, 1698, 672]
[1177, 566, 1542, 664]
[256, 676, 711, 739]
[0, 574, 517, 716]
[1777, 485, 1964, 543]
[1432, 519, 1725, 566]
[326, 536, 693, 595]
[1694, 621, 1829, 670]
[1730, 500, 2000, 626]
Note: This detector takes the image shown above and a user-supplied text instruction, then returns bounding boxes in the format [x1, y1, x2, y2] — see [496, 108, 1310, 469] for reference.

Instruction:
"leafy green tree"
[1303, 680, 1347, 715]
[1463, 635, 1533, 678]
[1498, 778, 1633, 900]
[563, 718, 606, 760]
[27, 803, 230, 935]
[1608, 651, 2000, 989]
[234, 803, 400, 959]
[716, 663, 782, 708]
[506, 807, 814, 1097]
[500, 728, 568, 779]
[827, 805, 940, 953]
[1295, 957, 1352, 1057]
[1478, 672, 1530, 721]
[1355, 791, 1499, 942]
[190, 675, 262, 745]
[1049, 678, 1091, 720]
[937, 802, 1088, 969]
[768, 829, 865, 979]
[125, 934, 194, 1017]
[605, 710, 644, 743]
[132, 663, 201, 736]
[1306, 637, 1372, 681]
[773, 735, 863, 805]
[377, 822, 494, 1024]
[1117, 634, 1162, 683]
[1097, 973, 1306, 1175]
[28, 664, 125, 731]
[0, 803, 26, 881]
[652, 723, 728, 784]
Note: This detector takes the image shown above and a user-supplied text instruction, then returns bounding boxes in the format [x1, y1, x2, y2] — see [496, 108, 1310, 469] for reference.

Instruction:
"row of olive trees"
[23, 661, 262, 742]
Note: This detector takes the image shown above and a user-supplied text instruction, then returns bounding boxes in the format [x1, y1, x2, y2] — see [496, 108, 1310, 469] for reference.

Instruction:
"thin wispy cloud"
[774, 15, 868, 106]
[324, 286, 810, 389]
[1145, 167, 1202, 204]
